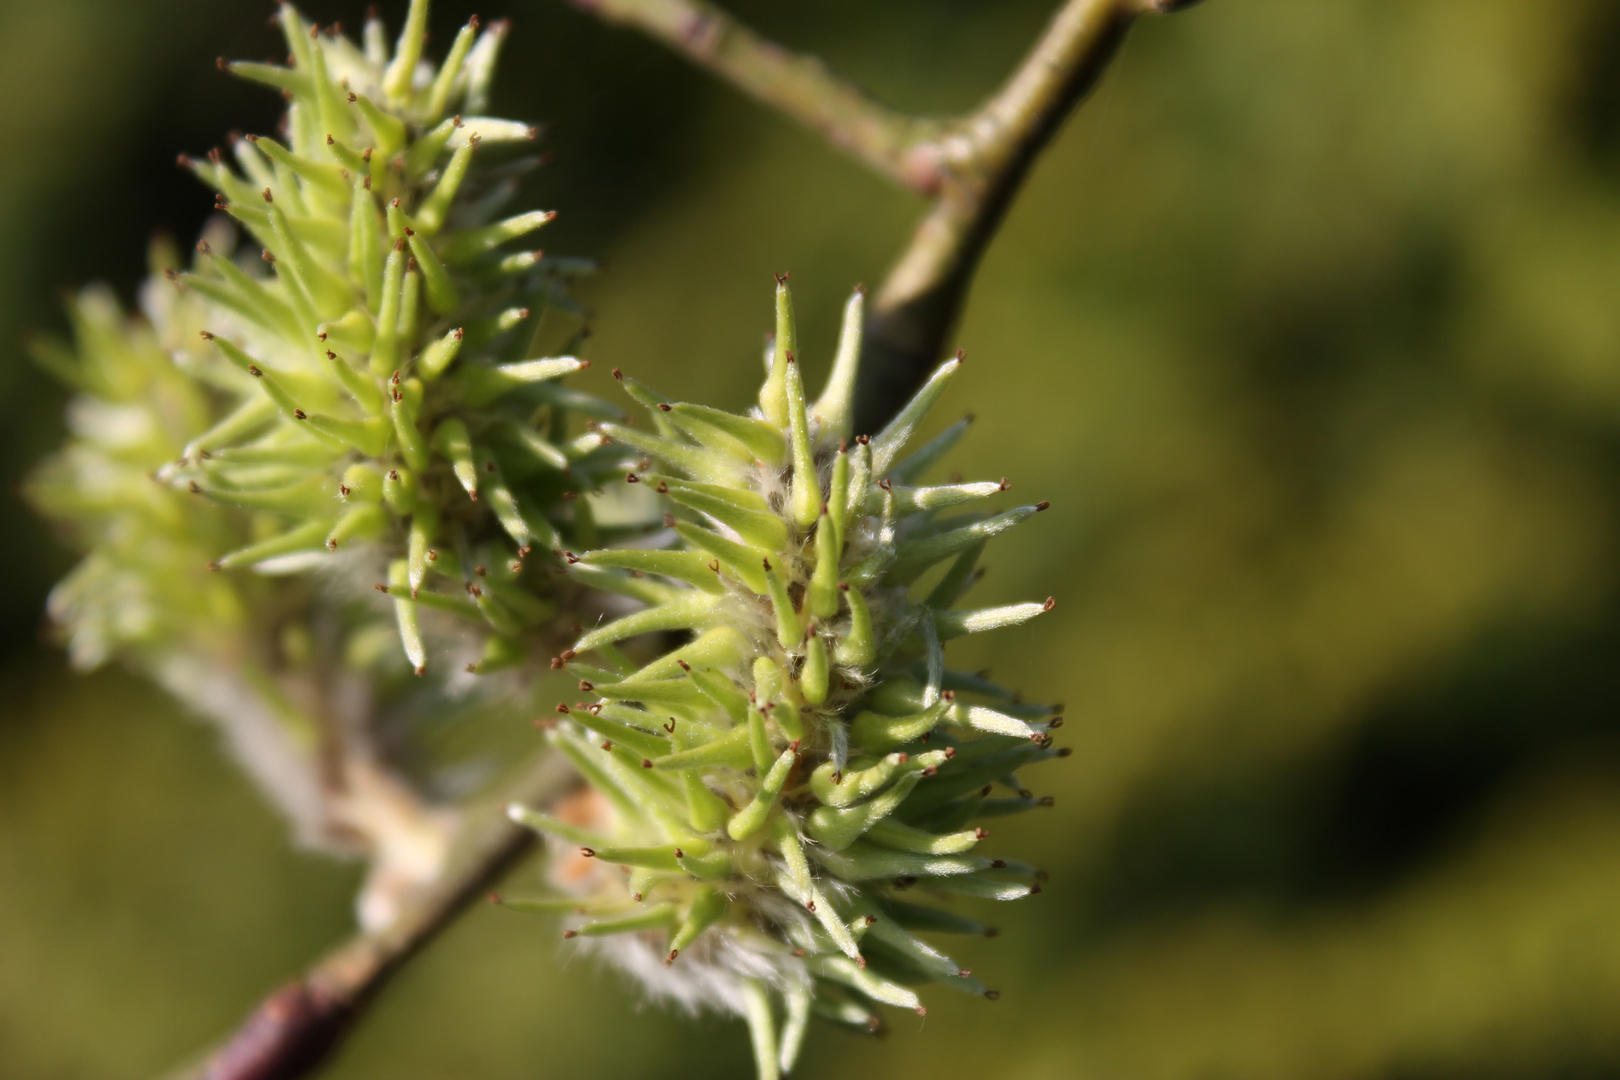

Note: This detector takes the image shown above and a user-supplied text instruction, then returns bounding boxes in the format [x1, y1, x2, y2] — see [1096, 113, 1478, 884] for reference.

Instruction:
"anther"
[1043, 596, 1057, 610]
[580, 847, 596, 858]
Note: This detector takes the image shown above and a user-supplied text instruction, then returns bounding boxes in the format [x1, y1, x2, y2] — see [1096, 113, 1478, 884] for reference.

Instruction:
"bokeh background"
[5, 0, 1620, 1077]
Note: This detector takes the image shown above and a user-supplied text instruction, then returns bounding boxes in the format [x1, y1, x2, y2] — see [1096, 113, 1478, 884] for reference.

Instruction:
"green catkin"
[29, 0, 631, 916]
[507, 278, 1063, 1077]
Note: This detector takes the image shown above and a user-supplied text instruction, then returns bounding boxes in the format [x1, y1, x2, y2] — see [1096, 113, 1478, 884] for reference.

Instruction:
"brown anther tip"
[1030, 883, 1042, 895]
[985, 927, 1000, 938]
[642, 759, 653, 768]
[1043, 596, 1057, 610]
[373, 583, 388, 592]
[261, 187, 273, 203]
[293, 409, 307, 419]
[663, 513, 677, 528]
[921, 765, 938, 778]
[942, 689, 955, 701]
[915, 1007, 928, 1017]
[785, 351, 795, 364]
[981, 785, 993, 797]
[561, 490, 577, 500]
[774, 271, 790, 285]
[562, 930, 578, 939]
[550, 657, 565, 669]
[676, 659, 691, 671]
[1039, 796, 1056, 807]
[580, 847, 595, 857]
[488, 893, 501, 905]
[403, 226, 415, 236]
[560, 649, 576, 661]
[326, 538, 337, 551]
[466, 663, 478, 673]
[578, 680, 593, 692]
[600, 740, 612, 751]
[262, 249, 276, 263]
[195, 239, 210, 254]
[856, 434, 870, 445]
[955, 348, 966, 361]
[199, 329, 215, 340]
[805, 900, 816, 912]
[414, 665, 426, 677]
[762, 557, 772, 571]
[657, 402, 672, 411]
[1057, 746, 1074, 758]
[665, 950, 677, 967]
[633, 893, 643, 903]
[991, 859, 1007, 870]
[857, 955, 867, 968]
[984, 989, 1001, 1000]
[206, 561, 222, 572]
[838, 581, 850, 592]
[1050, 717, 1065, 729]
[674, 849, 684, 859]
[426, 549, 439, 561]
[555, 703, 570, 714]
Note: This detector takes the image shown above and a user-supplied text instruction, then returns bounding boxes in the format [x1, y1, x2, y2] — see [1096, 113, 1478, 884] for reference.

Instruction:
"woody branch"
[565, 0, 1202, 432]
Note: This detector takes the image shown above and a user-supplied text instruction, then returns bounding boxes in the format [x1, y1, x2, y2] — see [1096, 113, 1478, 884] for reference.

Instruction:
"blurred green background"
[5, 0, 1620, 1076]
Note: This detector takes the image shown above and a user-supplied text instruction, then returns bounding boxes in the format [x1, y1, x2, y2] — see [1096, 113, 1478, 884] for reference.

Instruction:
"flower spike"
[508, 277, 1062, 1076]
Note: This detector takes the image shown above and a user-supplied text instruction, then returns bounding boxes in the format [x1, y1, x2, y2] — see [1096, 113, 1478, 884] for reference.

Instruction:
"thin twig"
[564, 0, 1202, 432]
[566, 0, 947, 191]
[165, 753, 577, 1080]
